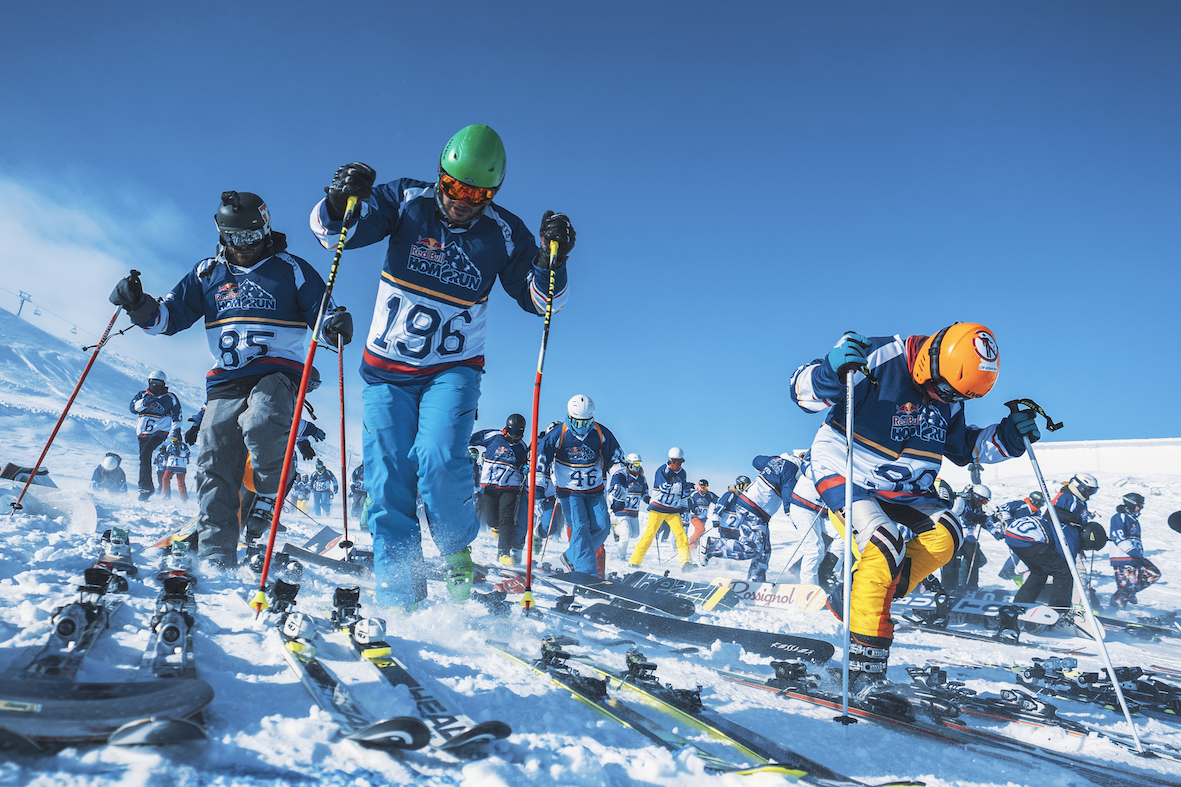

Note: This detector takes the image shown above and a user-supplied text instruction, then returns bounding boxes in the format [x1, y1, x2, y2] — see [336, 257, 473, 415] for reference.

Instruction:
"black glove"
[298, 442, 316, 461]
[184, 424, 200, 445]
[109, 271, 160, 326]
[325, 162, 377, 221]
[535, 211, 575, 269]
[322, 309, 354, 347]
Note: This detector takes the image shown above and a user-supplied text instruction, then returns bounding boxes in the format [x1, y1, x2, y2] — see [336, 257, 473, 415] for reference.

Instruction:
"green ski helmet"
[439, 124, 506, 188]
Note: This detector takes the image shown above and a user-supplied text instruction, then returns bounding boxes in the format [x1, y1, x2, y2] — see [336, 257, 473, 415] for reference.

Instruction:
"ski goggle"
[438, 172, 497, 206]
[223, 228, 266, 248]
[668, 458, 684, 466]
[927, 377, 971, 404]
[568, 416, 593, 431]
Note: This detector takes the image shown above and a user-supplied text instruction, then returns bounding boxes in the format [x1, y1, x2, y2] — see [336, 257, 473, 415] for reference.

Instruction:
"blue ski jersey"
[1051, 488, 1094, 526]
[130, 390, 182, 437]
[608, 469, 649, 515]
[469, 429, 528, 490]
[1109, 510, 1144, 564]
[1004, 513, 1080, 559]
[735, 455, 801, 522]
[688, 489, 719, 520]
[142, 252, 327, 394]
[791, 333, 1025, 510]
[648, 464, 692, 514]
[309, 180, 568, 386]
[537, 422, 623, 496]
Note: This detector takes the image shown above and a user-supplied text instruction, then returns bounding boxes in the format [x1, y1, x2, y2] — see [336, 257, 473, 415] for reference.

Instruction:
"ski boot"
[442, 546, 476, 601]
[995, 604, 1022, 642]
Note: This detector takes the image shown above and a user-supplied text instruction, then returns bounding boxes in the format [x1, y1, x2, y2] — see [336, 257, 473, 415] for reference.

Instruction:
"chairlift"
[34, 307, 41, 316]
[71, 325, 78, 335]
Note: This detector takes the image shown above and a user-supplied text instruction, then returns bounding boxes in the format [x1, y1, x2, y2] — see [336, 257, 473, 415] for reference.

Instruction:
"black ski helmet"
[215, 191, 271, 244]
[306, 366, 321, 392]
[504, 413, 526, 442]
[1121, 492, 1145, 509]
[1080, 522, 1108, 552]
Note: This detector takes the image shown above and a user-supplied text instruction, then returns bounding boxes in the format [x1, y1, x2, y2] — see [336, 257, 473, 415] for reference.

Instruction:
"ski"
[486, 638, 804, 777]
[248, 580, 431, 751]
[621, 570, 740, 611]
[891, 587, 1059, 628]
[716, 578, 829, 613]
[1093, 611, 1181, 640]
[893, 617, 1093, 656]
[279, 543, 370, 576]
[540, 570, 696, 617]
[138, 573, 197, 680]
[566, 643, 925, 787]
[2, 566, 124, 681]
[713, 661, 1181, 787]
[327, 586, 512, 754]
[551, 595, 834, 662]
[1012, 657, 1181, 720]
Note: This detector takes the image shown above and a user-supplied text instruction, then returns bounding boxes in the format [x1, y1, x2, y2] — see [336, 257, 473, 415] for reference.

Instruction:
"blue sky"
[1, 2, 1178, 487]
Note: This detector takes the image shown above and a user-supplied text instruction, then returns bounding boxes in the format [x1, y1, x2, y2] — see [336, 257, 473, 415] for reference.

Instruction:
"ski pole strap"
[1004, 399, 1064, 432]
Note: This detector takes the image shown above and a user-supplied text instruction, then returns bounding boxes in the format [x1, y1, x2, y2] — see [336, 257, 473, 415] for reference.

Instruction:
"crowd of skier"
[76, 124, 1163, 664]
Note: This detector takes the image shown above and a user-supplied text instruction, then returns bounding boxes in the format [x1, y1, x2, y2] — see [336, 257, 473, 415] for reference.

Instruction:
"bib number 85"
[219, 329, 274, 369]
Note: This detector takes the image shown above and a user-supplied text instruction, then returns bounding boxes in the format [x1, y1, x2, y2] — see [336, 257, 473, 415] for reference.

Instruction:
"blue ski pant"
[363, 368, 481, 606]
[313, 490, 333, 517]
[557, 490, 611, 576]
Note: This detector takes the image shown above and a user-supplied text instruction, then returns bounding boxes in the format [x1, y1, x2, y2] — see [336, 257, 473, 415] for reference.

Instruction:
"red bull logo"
[417, 236, 444, 250]
[897, 402, 919, 415]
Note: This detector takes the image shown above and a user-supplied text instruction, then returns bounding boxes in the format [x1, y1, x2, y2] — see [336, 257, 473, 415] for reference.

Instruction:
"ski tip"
[250, 590, 268, 616]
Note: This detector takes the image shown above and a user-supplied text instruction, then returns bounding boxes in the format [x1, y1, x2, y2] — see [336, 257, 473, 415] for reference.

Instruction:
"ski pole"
[522, 241, 558, 613]
[836, 367, 857, 725]
[336, 324, 351, 554]
[772, 505, 827, 585]
[10, 302, 123, 515]
[252, 196, 358, 613]
[1005, 398, 1142, 751]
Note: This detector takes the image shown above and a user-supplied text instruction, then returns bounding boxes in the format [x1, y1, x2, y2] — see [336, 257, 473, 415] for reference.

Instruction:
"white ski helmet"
[626, 452, 642, 469]
[1069, 473, 1099, 499]
[667, 447, 685, 462]
[566, 394, 595, 437]
[101, 453, 120, 472]
[148, 370, 167, 384]
[970, 484, 991, 501]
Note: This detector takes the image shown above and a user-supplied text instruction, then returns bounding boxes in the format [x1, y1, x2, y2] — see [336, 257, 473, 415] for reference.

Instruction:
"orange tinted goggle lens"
[439, 174, 496, 206]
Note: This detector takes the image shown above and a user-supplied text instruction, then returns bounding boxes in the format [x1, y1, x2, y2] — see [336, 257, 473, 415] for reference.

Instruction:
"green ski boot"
[442, 546, 476, 602]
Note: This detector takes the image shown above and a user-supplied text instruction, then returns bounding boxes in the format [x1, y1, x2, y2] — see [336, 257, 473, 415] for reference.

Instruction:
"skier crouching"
[790, 323, 1040, 685]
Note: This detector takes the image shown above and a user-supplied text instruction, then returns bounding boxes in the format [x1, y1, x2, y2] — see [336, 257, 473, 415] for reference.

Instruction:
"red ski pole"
[522, 241, 558, 612]
[9, 301, 123, 515]
[337, 326, 351, 552]
[251, 196, 357, 613]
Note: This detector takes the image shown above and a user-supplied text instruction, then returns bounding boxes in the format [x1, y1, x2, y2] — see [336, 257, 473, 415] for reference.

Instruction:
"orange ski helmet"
[911, 323, 999, 402]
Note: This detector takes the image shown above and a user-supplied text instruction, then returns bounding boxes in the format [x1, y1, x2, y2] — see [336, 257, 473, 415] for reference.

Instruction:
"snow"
[2, 309, 1180, 787]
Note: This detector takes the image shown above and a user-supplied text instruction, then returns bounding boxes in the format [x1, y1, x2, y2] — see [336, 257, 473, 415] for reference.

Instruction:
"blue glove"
[827, 332, 870, 376]
[1006, 409, 1041, 443]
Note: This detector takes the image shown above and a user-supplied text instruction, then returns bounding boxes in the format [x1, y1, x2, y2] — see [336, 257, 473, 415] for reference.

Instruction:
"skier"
[350, 462, 366, 518]
[161, 431, 191, 502]
[704, 475, 752, 556]
[310, 459, 339, 517]
[108, 190, 346, 568]
[1109, 492, 1160, 609]
[687, 479, 719, 556]
[310, 125, 574, 608]
[470, 414, 530, 565]
[790, 323, 1039, 685]
[703, 454, 801, 582]
[537, 395, 623, 577]
[292, 473, 311, 513]
[89, 452, 127, 494]
[607, 453, 649, 561]
[628, 448, 695, 572]
[988, 490, 1045, 580]
[947, 484, 992, 591]
[129, 371, 181, 501]
[1004, 510, 1083, 614]
[1052, 472, 1101, 605]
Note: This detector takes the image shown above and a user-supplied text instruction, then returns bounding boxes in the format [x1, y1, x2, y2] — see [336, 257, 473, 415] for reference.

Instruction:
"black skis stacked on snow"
[710, 659, 1181, 787]
[547, 595, 835, 662]
[326, 586, 511, 755]
[532, 570, 696, 617]
[621, 570, 741, 611]
[1014, 656, 1181, 719]
[249, 579, 431, 751]
[0, 540, 214, 753]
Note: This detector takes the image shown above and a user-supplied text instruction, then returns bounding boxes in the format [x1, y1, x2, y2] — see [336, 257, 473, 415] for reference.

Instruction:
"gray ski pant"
[196, 373, 297, 565]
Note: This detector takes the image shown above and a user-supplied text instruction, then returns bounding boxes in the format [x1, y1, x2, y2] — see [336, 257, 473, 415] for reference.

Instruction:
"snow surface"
[2, 309, 1180, 787]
